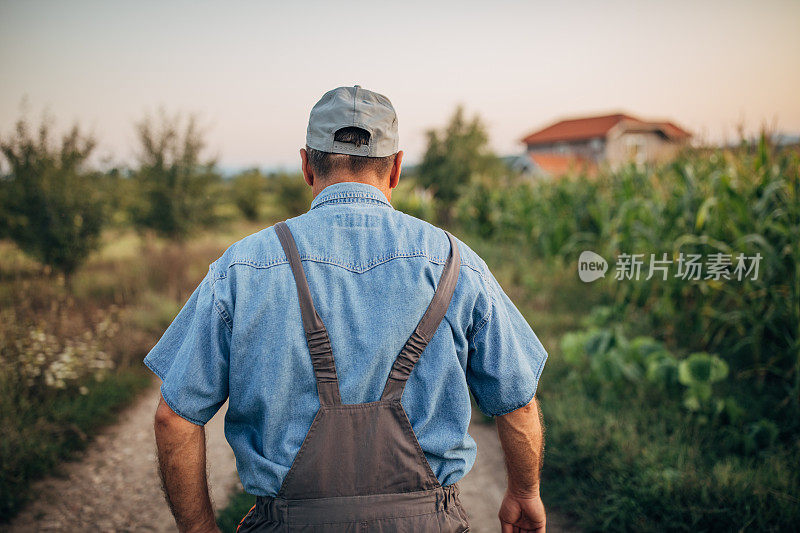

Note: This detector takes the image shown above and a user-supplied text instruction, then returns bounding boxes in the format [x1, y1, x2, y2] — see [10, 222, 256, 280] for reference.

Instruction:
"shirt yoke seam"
[216, 253, 490, 279]
[210, 247, 494, 338]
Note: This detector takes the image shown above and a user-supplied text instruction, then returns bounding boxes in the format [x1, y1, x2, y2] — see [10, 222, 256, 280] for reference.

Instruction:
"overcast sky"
[1, 0, 799, 169]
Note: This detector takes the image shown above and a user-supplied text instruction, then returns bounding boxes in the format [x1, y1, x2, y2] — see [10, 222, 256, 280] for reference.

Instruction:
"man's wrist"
[507, 482, 540, 499]
[183, 515, 219, 533]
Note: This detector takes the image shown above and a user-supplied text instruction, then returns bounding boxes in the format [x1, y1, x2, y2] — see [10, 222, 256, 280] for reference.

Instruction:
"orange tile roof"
[522, 113, 691, 145]
[522, 113, 637, 145]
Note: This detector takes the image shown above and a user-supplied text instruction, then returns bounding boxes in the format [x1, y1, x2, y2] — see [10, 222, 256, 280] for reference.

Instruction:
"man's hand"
[496, 396, 546, 532]
[154, 394, 221, 533]
[499, 488, 546, 533]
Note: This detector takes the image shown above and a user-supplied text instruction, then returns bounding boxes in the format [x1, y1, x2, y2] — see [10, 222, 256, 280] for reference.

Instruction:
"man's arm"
[495, 395, 546, 533]
[154, 395, 221, 533]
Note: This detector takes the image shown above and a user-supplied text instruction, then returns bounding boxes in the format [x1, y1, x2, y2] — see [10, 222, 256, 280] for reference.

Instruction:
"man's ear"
[300, 148, 314, 187]
[389, 150, 403, 190]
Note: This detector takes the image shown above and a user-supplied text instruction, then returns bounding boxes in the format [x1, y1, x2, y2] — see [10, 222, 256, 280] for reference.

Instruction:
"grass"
[468, 231, 800, 532]
[0, 367, 151, 519]
[0, 218, 270, 523]
[539, 365, 800, 531]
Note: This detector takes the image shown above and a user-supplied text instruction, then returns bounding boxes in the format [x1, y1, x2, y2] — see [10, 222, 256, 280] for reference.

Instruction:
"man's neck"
[313, 176, 392, 203]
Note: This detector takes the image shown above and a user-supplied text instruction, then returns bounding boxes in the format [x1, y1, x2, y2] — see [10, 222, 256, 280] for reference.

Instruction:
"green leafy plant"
[743, 419, 779, 455]
[645, 350, 680, 392]
[677, 352, 729, 411]
[560, 324, 739, 423]
[462, 139, 800, 427]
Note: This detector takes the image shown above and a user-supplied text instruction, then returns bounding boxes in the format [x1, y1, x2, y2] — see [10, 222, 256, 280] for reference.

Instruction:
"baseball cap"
[306, 85, 399, 157]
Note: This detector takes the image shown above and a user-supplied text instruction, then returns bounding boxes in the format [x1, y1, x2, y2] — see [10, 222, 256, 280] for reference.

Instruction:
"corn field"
[459, 139, 800, 426]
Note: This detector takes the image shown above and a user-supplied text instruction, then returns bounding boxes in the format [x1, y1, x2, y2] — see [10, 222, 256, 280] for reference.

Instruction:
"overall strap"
[275, 221, 341, 406]
[381, 231, 461, 401]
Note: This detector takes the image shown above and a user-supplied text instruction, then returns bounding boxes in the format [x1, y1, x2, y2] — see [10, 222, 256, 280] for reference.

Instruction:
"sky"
[1, 0, 799, 170]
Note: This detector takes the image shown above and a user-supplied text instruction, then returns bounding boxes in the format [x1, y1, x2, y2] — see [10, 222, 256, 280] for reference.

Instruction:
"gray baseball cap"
[306, 85, 399, 157]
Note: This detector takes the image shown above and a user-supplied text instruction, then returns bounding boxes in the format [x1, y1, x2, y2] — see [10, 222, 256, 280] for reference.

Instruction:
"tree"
[268, 172, 313, 218]
[417, 106, 504, 223]
[130, 110, 220, 240]
[0, 116, 105, 279]
[231, 168, 266, 221]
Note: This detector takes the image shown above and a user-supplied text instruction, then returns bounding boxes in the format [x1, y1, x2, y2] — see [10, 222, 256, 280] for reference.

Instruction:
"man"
[145, 86, 548, 532]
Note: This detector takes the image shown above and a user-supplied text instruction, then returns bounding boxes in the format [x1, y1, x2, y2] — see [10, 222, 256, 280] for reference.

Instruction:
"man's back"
[148, 86, 547, 532]
[144, 181, 548, 497]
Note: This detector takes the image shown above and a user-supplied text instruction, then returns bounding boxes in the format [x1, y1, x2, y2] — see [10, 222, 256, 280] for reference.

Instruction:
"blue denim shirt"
[144, 181, 548, 496]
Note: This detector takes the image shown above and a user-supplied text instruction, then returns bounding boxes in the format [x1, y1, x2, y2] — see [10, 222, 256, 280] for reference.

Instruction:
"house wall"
[525, 137, 606, 162]
[605, 132, 683, 169]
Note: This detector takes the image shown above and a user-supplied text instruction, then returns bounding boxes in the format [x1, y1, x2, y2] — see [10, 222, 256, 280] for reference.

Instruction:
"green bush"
[418, 107, 507, 223]
[230, 169, 267, 221]
[267, 172, 312, 219]
[392, 181, 435, 222]
[129, 110, 221, 240]
[0, 116, 105, 278]
[466, 236, 800, 530]
[560, 323, 750, 433]
[677, 352, 729, 412]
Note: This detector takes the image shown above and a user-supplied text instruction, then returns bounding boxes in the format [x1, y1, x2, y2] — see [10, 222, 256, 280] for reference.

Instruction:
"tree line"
[0, 106, 505, 281]
[0, 110, 222, 280]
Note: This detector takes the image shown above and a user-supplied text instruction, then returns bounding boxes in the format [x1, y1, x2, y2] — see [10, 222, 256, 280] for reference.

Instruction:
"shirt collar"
[309, 181, 394, 211]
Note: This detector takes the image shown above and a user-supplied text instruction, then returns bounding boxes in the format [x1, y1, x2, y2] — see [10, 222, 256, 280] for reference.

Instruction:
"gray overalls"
[237, 221, 470, 532]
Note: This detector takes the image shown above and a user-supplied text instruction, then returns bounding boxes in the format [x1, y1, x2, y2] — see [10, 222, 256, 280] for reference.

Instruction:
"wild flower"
[2, 312, 120, 393]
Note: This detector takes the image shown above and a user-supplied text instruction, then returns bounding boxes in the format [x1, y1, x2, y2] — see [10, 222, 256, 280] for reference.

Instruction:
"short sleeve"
[466, 271, 548, 417]
[143, 268, 231, 426]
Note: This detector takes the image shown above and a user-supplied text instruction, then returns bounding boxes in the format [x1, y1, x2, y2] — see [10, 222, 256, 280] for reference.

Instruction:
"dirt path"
[460, 411, 573, 532]
[8, 380, 572, 532]
[7, 380, 240, 532]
